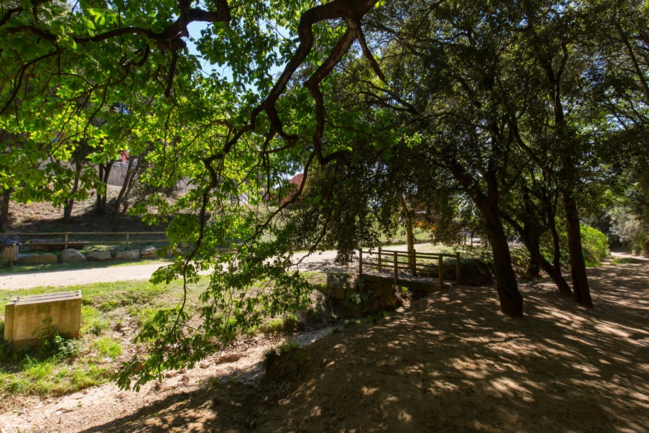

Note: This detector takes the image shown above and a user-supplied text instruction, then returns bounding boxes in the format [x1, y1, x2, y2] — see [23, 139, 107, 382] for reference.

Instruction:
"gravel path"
[0, 246, 410, 291]
[0, 263, 174, 291]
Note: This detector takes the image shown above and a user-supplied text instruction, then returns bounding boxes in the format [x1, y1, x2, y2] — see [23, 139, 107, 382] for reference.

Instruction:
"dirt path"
[0, 247, 374, 291]
[0, 263, 173, 291]
[2, 257, 649, 432]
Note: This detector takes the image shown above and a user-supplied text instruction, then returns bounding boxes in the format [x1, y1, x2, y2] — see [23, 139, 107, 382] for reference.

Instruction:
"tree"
[2, 0, 648, 388]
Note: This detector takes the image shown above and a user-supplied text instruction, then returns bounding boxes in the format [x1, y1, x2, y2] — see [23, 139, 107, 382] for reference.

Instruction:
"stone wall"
[317, 272, 404, 312]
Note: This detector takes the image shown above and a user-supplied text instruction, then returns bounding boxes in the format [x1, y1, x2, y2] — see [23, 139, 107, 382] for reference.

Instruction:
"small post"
[64, 233, 69, 250]
[359, 249, 363, 278]
[378, 246, 382, 272]
[456, 252, 461, 283]
[393, 251, 398, 286]
[125, 233, 130, 249]
[438, 255, 444, 291]
[413, 248, 417, 275]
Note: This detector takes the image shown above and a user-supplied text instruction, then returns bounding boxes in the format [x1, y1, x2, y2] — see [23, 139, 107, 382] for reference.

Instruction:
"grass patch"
[259, 314, 301, 334]
[93, 337, 122, 359]
[0, 277, 210, 402]
[260, 318, 285, 334]
[611, 257, 643, 265]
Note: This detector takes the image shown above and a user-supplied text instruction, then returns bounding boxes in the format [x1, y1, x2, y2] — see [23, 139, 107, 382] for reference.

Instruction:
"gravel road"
[0, 247, 407, 291]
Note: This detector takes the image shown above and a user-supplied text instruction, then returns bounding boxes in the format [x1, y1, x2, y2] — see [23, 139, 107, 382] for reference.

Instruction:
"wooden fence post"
[393, 251, 398, 286]
[456, 252, 461, 283]
[125, 233, 130, 249]
[359, 249, 363, 278]
[438, 255, 444, 291]
[413, 249, 417, 275]
[64, 233, 69, 250]
[378, 246, 382, 272]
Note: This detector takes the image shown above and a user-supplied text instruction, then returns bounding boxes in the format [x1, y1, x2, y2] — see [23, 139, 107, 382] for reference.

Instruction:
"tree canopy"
[1, 0, 648, 388]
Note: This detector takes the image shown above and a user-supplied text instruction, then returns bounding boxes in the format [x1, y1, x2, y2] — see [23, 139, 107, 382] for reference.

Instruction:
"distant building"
[288, 173, 304, 187]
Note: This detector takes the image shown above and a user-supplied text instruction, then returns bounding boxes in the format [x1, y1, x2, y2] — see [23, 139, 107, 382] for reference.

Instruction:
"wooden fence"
[359, 247, 461, 291]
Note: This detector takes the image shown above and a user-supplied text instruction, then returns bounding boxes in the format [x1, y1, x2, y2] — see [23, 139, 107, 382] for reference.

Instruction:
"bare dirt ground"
[0, 263, 172, 291]
[2, 256, 649, 432]
[0, 249, 359, 291]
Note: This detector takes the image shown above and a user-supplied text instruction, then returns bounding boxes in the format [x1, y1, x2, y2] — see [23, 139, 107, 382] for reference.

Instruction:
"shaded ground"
[2, 259, 648, 432]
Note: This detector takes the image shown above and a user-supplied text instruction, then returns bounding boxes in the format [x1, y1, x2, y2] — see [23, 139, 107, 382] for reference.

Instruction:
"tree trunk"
[402, 198, 416, 273]
[524, 232, 574, 297]
[63, 162, 82, 224]
[0, 188, 11, 232]
[113, 157, 135, 217]
[63, 199, 75, 223]
[502, 208, 574, 298]
[526, 257, 541, 278]
[537, 254, 573, 297]
[563, 191, 593, 308]
[96, 162, 113, 215]
[406, 219, 415, 273]
[547, 209, 562, 273]
[481, 203, 524, 317]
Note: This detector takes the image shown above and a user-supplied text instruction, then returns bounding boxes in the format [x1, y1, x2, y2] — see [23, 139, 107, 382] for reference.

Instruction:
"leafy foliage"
[2, 0, 648, 387]
[580, 224, 610, 266]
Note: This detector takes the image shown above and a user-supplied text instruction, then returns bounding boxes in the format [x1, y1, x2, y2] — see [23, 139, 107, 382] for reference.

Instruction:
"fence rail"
[6, 232, 167, 250]
[359, 246, 461, 291]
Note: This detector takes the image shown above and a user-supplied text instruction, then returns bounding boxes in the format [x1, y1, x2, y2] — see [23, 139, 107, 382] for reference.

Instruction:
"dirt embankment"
[2, 260, 649, 432]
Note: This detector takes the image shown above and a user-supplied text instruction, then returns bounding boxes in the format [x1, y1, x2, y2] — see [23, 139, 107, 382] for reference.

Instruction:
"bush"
[40, 335, 81, 360]
[581, 224, 610, 266]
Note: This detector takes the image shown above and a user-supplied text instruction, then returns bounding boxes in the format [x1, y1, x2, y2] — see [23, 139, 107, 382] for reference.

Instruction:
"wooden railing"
[359, 247, 461, 291]
[7, 232, 167, 250]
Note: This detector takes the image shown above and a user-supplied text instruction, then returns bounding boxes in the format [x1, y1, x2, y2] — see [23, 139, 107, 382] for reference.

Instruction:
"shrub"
[98, 299, 120, 312]
[283, 314, 299, 333]
[40, 335, 81, 360]
[581, 224, 610, 266]
[259, 314, 303, 334]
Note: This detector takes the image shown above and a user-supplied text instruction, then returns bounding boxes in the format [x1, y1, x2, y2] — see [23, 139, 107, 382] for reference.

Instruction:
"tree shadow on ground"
[80, 262, 649, 432]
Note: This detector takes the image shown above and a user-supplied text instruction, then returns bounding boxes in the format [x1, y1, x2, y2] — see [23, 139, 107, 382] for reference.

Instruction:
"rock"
[115, 249, 140, 260]
[319, 272, 402, 313]
[165, 247, 184, 258]
[16, 253, 57, 265]
[140, 246, 156, 258]
[86, 251, 112, 262]
[60, 249, 86, 263]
